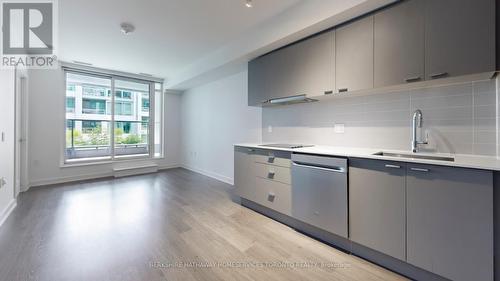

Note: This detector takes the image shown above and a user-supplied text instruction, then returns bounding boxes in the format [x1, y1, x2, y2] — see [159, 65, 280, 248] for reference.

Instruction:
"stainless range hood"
[262, 94, 318, 106]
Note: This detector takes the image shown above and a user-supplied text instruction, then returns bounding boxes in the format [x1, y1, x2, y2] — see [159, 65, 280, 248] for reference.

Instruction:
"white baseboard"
[29, 171, 113, 188]
[158, 164, 181, 171]
[0, 199, 17, 228]
[181, 164, 234, 185]
[28, 164, 181, 188]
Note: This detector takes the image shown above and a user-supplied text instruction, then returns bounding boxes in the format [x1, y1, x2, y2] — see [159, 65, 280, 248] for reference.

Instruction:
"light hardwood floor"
[0, 168, 407, 281]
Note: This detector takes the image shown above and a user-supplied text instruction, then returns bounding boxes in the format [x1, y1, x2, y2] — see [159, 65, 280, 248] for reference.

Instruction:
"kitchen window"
[64, 69, 163, 163]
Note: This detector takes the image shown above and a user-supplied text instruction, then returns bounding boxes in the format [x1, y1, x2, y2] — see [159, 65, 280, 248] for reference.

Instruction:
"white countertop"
[235, 143, 500, 171]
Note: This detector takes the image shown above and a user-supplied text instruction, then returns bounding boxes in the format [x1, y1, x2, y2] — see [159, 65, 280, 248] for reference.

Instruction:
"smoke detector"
[120, 23, 135, 35]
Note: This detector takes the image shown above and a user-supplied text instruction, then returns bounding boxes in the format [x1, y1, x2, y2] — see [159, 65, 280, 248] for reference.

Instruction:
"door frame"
[14, 68, 29, 194]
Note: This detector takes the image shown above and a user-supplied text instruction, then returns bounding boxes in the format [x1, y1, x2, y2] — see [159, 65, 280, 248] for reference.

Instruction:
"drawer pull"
[338, 88, 348, 93]
[410, 167, 430, 172]
[429, 72, 448, 79]
[268, 170, 275, 178]
[385, 164, 401, 169]
[324, 90, 333, 95]
[405, 76, 421, 83]
[267, 192, 276, 202]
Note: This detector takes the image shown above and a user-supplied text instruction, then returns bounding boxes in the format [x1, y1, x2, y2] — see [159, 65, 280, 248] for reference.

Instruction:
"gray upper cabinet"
[349, 159, 406, 260]
[248, 56, 269, 106]
[247, 30, 335, 106]
[374, 0, 424, 87]
[286, 31, 335, 97]
[265, 47, 291, 101]
[336, 16, 374, 93]
[407, 164, 493, 281]
[424, 0, 495, 79]
[248, 0, 496, 106]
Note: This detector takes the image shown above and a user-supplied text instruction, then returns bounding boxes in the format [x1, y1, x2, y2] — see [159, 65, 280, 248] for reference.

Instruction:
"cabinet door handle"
[429, 72, 448, 79]
[410, 167, 430, 172]
[267, 192, 276, 202]
[385, 164, 401, 169]
[405, 76, 421, 83]
[338, 88, 348, 93]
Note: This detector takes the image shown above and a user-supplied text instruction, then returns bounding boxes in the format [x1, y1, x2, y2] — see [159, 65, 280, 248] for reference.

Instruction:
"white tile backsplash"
[262, 78, 499, 156]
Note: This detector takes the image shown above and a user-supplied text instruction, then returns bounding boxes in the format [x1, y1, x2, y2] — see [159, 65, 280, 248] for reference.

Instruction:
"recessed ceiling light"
[245, 0, 253, 8]
[120, 23, 135, 35]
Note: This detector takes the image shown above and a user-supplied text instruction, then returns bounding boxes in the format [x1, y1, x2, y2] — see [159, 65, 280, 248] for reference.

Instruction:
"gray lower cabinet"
[335, 16, 374, 93]
[234, 147, 292, 215]
[254, 177, 291, 216]
[407, 164, 493, 281]
[424, 0, 495, 79]
[349, 159, 406, 260]
[234, 147, 256, 201]
[374, 0, 424, 87]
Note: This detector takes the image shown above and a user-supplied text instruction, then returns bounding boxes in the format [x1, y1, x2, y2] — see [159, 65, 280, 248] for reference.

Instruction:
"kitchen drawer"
[253, 149, 291, 168]
[255, 177, 291, 216]
[255, 162, 291, 185]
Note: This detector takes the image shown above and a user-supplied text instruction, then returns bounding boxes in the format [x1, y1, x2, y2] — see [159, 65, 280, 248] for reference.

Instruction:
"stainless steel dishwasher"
[291, 153, 348, 238]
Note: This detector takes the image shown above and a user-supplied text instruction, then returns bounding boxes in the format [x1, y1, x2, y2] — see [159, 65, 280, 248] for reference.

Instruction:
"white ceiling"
[59, 0, 302, 79]
[58, 0, 396, 89]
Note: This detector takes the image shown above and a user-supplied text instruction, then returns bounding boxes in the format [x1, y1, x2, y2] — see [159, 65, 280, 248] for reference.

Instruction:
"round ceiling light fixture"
[120, 23, 135, 35]
[245, 0, 253, 8]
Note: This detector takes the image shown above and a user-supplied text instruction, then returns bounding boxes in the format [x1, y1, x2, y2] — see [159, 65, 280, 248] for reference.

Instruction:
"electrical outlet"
[267, 126, 273, 133]
[334, 123, 345, 133]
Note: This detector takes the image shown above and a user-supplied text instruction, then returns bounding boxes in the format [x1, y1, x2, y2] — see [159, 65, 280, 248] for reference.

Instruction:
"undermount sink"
[372, 152, 455, 162]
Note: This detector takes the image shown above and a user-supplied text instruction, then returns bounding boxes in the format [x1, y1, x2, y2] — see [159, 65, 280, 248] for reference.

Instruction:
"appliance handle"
[292, 162, 346, 173]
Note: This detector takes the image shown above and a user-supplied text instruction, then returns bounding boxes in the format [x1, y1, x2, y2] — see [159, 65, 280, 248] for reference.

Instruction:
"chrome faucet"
[412, 109, 428, 153]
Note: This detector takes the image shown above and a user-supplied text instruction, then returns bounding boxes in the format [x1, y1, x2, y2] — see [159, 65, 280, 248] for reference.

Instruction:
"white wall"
[181, 70, 261, 184]
[26, 69, 182, 187]
[0, 69, 17, 224]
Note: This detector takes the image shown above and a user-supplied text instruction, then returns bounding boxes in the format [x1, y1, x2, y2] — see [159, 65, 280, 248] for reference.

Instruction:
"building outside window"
[64, 71, 163, 162]
[82, 99, 107, 114]
[142, 95, 150, 112]
[66, 97, 75, 113]
[83, 85, 109, 97]
[82, 121, 102, 133]
[115, 101, 133, 116]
